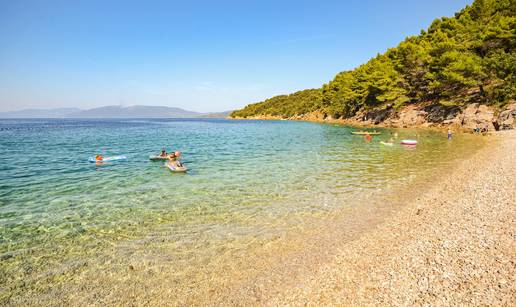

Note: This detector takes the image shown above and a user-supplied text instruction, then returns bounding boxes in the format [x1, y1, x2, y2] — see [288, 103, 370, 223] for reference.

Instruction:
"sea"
[0, 118, 484, 304]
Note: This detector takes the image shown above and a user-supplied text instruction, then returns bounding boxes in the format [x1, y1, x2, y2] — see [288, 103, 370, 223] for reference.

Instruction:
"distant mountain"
[0, 105, 232, 119]
[65, 105, 202, 118]
[0, 108, 82, 118]
[200, 110, 232, 118]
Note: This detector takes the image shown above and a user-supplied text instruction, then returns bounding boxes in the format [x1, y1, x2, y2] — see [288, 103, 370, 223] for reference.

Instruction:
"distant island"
[231, 0, 515, 131]
[0, 105, 231, 119]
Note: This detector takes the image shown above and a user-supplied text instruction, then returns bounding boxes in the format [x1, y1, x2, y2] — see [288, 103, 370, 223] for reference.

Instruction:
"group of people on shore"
[474, 124, 489, 134]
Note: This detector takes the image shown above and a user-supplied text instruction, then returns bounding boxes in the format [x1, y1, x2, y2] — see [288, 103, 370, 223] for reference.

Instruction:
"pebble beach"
[266, 130, 516, 305]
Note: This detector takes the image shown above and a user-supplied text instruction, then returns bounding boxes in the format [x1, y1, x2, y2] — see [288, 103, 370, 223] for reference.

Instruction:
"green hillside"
[231, 89, 322, 118]
[231, 0, 515, 119]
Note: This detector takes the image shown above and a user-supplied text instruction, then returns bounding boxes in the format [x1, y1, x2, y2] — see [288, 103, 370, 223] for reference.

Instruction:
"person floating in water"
[173, 151, 182, 164]
[447, 129, 453, 140]
[168, 151, 183, 167]
[364, 133, 373, 142]
[388, 132, 395, 143]
[94, 154, 104, 165]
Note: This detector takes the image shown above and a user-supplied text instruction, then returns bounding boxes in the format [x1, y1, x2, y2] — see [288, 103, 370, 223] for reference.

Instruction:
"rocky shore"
[234, 102, 516, 132]
[266, 130, 516, 305]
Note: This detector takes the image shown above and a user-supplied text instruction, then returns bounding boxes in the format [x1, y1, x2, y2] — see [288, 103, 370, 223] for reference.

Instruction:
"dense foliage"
[231, 0, 515, 119]
[230, 89, 322, 118]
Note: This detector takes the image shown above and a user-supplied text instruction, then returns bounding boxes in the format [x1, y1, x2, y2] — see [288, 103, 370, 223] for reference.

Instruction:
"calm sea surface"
[0, 118, 484, 303]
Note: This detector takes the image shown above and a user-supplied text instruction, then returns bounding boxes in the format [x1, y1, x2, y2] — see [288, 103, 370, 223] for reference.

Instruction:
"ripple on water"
[0, 119, 486, 304]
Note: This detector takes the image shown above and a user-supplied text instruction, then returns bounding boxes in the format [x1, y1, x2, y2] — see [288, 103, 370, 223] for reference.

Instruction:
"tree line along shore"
[230, 0, 515, 132]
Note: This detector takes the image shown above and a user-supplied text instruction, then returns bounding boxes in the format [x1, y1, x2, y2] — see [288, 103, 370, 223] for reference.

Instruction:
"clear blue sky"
[0, 0, 472, 112]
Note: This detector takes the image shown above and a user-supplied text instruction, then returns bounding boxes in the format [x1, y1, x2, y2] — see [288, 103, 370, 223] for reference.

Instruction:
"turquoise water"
[0, 118, 483, 303]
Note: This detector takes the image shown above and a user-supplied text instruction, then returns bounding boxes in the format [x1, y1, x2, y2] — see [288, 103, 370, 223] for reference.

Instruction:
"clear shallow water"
[0, 118, 484, 303]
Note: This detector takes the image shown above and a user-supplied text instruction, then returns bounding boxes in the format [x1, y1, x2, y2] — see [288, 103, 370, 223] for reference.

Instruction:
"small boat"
[351, 131, 381, 135]
[165, 161, 188, 173]
[149, 155, 169, 161]
[88, 155, 127, 163]
[400, 139, 418, 145]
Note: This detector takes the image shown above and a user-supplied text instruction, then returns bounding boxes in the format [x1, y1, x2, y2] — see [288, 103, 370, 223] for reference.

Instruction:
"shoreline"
[201, 130, 514, 306]
[230, 115, 454, 133]
[230, 101, 516, 133]
[229, 115, 459, 133]
[265, 129, 515, 305]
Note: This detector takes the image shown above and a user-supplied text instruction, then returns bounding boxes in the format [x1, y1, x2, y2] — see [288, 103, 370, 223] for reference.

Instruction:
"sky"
[0, 0, 472, 113]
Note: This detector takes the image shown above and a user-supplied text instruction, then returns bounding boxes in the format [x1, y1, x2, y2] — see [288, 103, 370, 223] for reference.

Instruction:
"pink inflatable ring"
[400, 139, 417, 145]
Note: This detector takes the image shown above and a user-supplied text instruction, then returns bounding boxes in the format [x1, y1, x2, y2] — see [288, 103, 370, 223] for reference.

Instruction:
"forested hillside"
[231, 89, 322, 118]
[231, 0, 515, 120]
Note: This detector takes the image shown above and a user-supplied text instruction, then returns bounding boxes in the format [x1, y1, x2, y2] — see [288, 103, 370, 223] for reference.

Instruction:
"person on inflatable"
[174, 151, 183, 167]
[159, 149, 167, 157]
[168, 151, 183, 167]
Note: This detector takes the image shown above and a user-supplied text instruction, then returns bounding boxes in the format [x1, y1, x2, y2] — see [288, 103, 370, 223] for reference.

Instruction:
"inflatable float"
[165, 161, 188, 173]
[351, 131, 381, 135]
[400, 140, 418, 145]
[380, 141, 394, 146]
[149, 155, 169, 161]
[88, 155, 127, 163]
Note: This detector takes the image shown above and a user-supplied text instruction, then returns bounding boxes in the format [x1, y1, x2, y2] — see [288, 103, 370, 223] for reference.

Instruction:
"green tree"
[231, 0, 516, 119]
